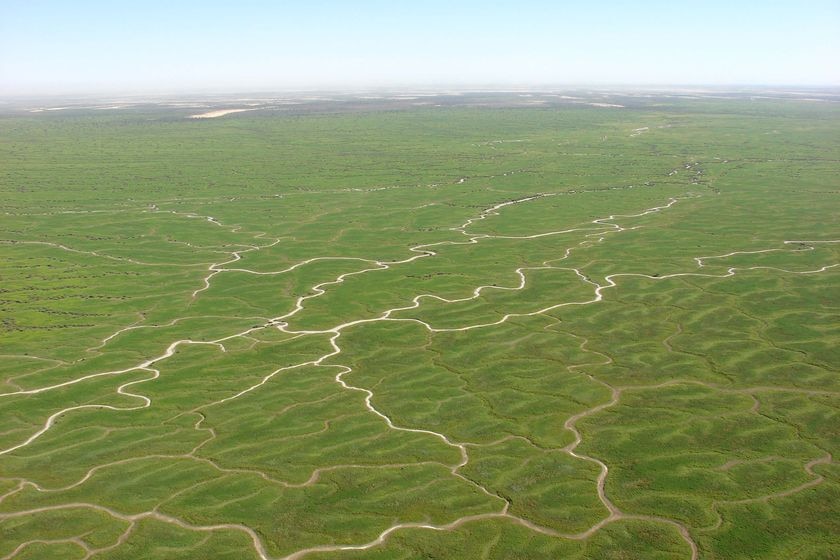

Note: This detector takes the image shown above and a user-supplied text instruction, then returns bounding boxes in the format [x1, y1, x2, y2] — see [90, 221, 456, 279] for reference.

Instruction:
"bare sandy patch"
[188, 108, 257, 119]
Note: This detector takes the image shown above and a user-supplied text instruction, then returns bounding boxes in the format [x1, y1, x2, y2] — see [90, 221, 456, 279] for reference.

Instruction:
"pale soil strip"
[278, 513, 510, 560]
[662, 322, 683, 352]
[0, 481, 27, 505]
[0, 503, 272, 560]
[199, 182, 652, 286]
[0, 537, 88, 560]
[599, 378, 840, 403]
[2, 413, 432, 496]
[0, 519, 137, 560]
[0, 368, 159, 457]
[188, 108, 258, 119]
[700, 454, 833, 532]
[2, 209, 138, 217]
[188, 325, 504, 505]
[0, 340, 224, 398]
[220, 256, 389, 276]
[534, 331, 698, 556]
[717, 456, 781, 471]
[2, 205, 285, 279]
[550, 367, 834, 549]
[0, 355, 65, 364]
[91, 315, 271, 351]
[0, 240, 203, 267]
[191, 238, 282, 298]
[561, 374, 622, 519]
[279, 510, 698, 560]
[501, 321, 832, 556]
[134, 208, 283, 299]
[695, 240, 840, 268]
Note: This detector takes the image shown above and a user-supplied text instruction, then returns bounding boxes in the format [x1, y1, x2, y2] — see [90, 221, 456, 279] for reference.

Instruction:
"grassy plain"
[0, 93, 838, 559]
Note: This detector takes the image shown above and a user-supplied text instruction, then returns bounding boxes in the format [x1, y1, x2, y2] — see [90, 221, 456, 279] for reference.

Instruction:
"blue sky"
[2, 0, 839, 95]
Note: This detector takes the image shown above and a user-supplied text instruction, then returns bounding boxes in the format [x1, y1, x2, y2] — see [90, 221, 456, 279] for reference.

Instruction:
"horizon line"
[4, 82, 840, 101]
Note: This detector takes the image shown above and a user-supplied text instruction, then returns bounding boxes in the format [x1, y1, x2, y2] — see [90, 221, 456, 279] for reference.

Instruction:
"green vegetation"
[1, 95, 838, 559]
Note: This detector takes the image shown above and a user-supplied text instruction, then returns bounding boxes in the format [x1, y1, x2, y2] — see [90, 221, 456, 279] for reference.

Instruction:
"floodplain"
[0, 90, 838, 559]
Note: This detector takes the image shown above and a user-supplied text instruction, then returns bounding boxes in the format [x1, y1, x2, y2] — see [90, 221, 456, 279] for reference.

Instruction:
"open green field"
[1, 93, 838, 559]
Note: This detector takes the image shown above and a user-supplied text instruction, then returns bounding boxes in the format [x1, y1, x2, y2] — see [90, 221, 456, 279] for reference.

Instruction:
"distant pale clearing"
[189, 108, 258, 118]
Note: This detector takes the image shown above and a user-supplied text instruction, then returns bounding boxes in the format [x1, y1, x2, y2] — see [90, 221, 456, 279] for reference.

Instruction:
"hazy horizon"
[2, 0, 839, 97]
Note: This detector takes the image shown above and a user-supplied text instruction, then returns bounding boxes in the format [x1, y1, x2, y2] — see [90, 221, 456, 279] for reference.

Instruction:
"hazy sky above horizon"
[2, 0, 839, 96]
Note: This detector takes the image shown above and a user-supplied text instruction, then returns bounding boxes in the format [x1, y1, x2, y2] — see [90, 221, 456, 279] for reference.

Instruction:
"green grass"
[0, 96, 838, 558]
